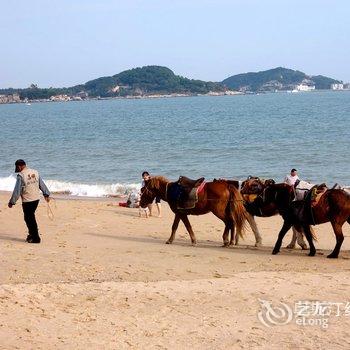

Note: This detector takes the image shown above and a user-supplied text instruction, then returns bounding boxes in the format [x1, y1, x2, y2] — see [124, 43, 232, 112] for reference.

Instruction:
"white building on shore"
[296, 83, 315, 92]
[331, 83, 344, 90]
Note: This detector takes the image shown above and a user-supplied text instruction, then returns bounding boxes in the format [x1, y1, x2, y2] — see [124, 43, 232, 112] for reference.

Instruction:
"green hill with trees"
[222, 67, 341, 92]
[0, 66, 225, 100]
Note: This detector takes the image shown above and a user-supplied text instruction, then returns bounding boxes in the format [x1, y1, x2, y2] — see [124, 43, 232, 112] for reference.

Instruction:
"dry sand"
[0, 192, 350, 349]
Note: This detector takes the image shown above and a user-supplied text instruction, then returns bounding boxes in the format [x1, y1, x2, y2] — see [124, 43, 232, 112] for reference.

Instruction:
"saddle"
[295, 183, 328, 225]
[167, 176, 205, 210]
[309, 183, 327, 207]
[178, 176, 205, 191]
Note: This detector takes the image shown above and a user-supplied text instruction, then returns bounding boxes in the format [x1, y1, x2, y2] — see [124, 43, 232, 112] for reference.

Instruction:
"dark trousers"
[22, 200, 40, 239]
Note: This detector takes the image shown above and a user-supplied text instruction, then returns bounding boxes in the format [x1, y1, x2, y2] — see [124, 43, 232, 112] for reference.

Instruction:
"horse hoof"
[286, 244, 295, 249]
[272, 250, 279, 255]
[165, 240, 172, 245]
[308, 251, 316, 257]
[327, 254, 338, 259]
[300, 245, 308, 250]
[255, 242, 262, 247]
[191, 242, 197, 246]
[222, 242, 230, 248]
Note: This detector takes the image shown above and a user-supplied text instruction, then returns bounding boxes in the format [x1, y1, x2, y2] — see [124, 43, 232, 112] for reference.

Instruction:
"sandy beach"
[1, 192, 350, 349]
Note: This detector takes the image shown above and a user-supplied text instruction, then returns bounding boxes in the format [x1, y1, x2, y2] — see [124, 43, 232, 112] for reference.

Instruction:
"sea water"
[0, 91, 349, 196]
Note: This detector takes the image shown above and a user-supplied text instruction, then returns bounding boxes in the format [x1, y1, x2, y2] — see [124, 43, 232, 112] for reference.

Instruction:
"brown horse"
[139, 176, 248, 246]
[236, 177, 307, 249]
[260, 183, 350, 258]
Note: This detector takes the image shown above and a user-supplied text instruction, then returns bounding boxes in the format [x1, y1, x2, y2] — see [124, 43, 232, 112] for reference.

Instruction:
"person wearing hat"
[8, 160, 51, 243]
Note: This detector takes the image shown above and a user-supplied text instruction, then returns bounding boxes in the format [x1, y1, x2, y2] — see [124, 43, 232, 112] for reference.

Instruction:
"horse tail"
[294, 223, 318, 241]
[228, 185, 248, 238]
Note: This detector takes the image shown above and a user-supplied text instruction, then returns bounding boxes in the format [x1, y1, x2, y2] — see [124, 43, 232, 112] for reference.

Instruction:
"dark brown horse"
[139, 176, 248, 246]
[260, 183, 350, 258]
[232, 177, 308, 249]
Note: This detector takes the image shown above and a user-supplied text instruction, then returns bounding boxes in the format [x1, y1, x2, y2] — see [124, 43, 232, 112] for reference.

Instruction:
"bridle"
[140, 185, 155, 200]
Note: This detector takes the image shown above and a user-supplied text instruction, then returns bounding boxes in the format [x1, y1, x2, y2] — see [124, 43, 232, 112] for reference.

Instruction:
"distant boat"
[26, 102, 31, 106]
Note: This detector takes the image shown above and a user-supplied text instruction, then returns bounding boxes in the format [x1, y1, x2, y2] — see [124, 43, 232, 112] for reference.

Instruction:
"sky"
[1, 0, 349, 88]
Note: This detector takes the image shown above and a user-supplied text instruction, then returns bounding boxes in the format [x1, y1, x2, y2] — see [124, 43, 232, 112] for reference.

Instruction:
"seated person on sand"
[141, 171, 162, 217]
[118, 189, 149, 217]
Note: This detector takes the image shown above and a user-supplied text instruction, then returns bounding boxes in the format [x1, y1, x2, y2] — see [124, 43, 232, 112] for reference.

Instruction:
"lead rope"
[46, 198, 56, 221]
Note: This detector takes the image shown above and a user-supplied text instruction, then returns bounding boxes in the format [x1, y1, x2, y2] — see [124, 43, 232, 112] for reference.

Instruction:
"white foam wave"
[0, 175, 140, 197]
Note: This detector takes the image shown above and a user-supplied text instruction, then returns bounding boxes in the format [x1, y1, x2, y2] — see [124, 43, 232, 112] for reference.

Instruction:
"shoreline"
[0, 91, 243, 105]
[0, 190, 125, 202]
[1, 89, 349, 106]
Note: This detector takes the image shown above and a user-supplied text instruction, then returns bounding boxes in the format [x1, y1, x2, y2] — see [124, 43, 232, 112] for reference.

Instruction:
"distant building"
[343, 83, 350, 90]
[331, 83, 344, 90]
[296, 84, 315, 92]
[50, 94, 71, 102]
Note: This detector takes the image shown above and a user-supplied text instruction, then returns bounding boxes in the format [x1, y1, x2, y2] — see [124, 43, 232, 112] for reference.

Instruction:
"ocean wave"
[1, 175, 349, 198]
[0, 175, 140, 197]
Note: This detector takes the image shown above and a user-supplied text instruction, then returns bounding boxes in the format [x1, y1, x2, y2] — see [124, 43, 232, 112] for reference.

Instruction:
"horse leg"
[286, 226, 297, 249]
[248, 214, 262, 247]
[166, 214, 181, 244]
[327, 221, 344, 259]
[286, 226, 307, 250]
[229, 224, 235, 246]
[223, 219, 235, 247]
[272, 221, 293, 255]
[181, 214, 197, 246]
[296, 228, 308, 250]
[302, 225, 316, 256]
[222, 223, 230, 247]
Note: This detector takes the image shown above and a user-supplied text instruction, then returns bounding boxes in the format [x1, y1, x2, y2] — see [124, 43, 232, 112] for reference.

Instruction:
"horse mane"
[148, 176, 170, 190]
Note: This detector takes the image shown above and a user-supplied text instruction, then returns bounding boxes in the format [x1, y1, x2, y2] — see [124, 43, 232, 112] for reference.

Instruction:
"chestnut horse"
[139, 176, 248, 246]
[239, 177, 308, 249]
[261, 183, 350, 258]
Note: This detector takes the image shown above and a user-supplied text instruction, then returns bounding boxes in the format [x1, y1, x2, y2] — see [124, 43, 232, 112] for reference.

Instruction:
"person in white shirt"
[284, 168, 299, 186]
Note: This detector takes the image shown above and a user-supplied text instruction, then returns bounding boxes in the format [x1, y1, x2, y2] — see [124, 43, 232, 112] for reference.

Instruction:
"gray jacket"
[9, 174, 50, 205]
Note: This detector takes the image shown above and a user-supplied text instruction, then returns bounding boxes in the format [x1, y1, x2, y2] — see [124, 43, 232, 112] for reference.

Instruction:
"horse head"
[139, 184, 156, 208]
[139, 176, 169, 208]
[241, 177, 269, 195]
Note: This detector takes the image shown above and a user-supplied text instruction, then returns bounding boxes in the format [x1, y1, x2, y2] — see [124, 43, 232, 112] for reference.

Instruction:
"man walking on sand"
[8, 159, 50, 243]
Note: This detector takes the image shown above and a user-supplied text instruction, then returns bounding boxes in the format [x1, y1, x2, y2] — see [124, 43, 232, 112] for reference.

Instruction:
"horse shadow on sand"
[84, 231, 344, 259]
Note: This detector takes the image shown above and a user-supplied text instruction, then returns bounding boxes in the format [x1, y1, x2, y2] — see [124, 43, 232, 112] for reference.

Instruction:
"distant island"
[222, 67, 345, 92]
[0, 66, 348, 104]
